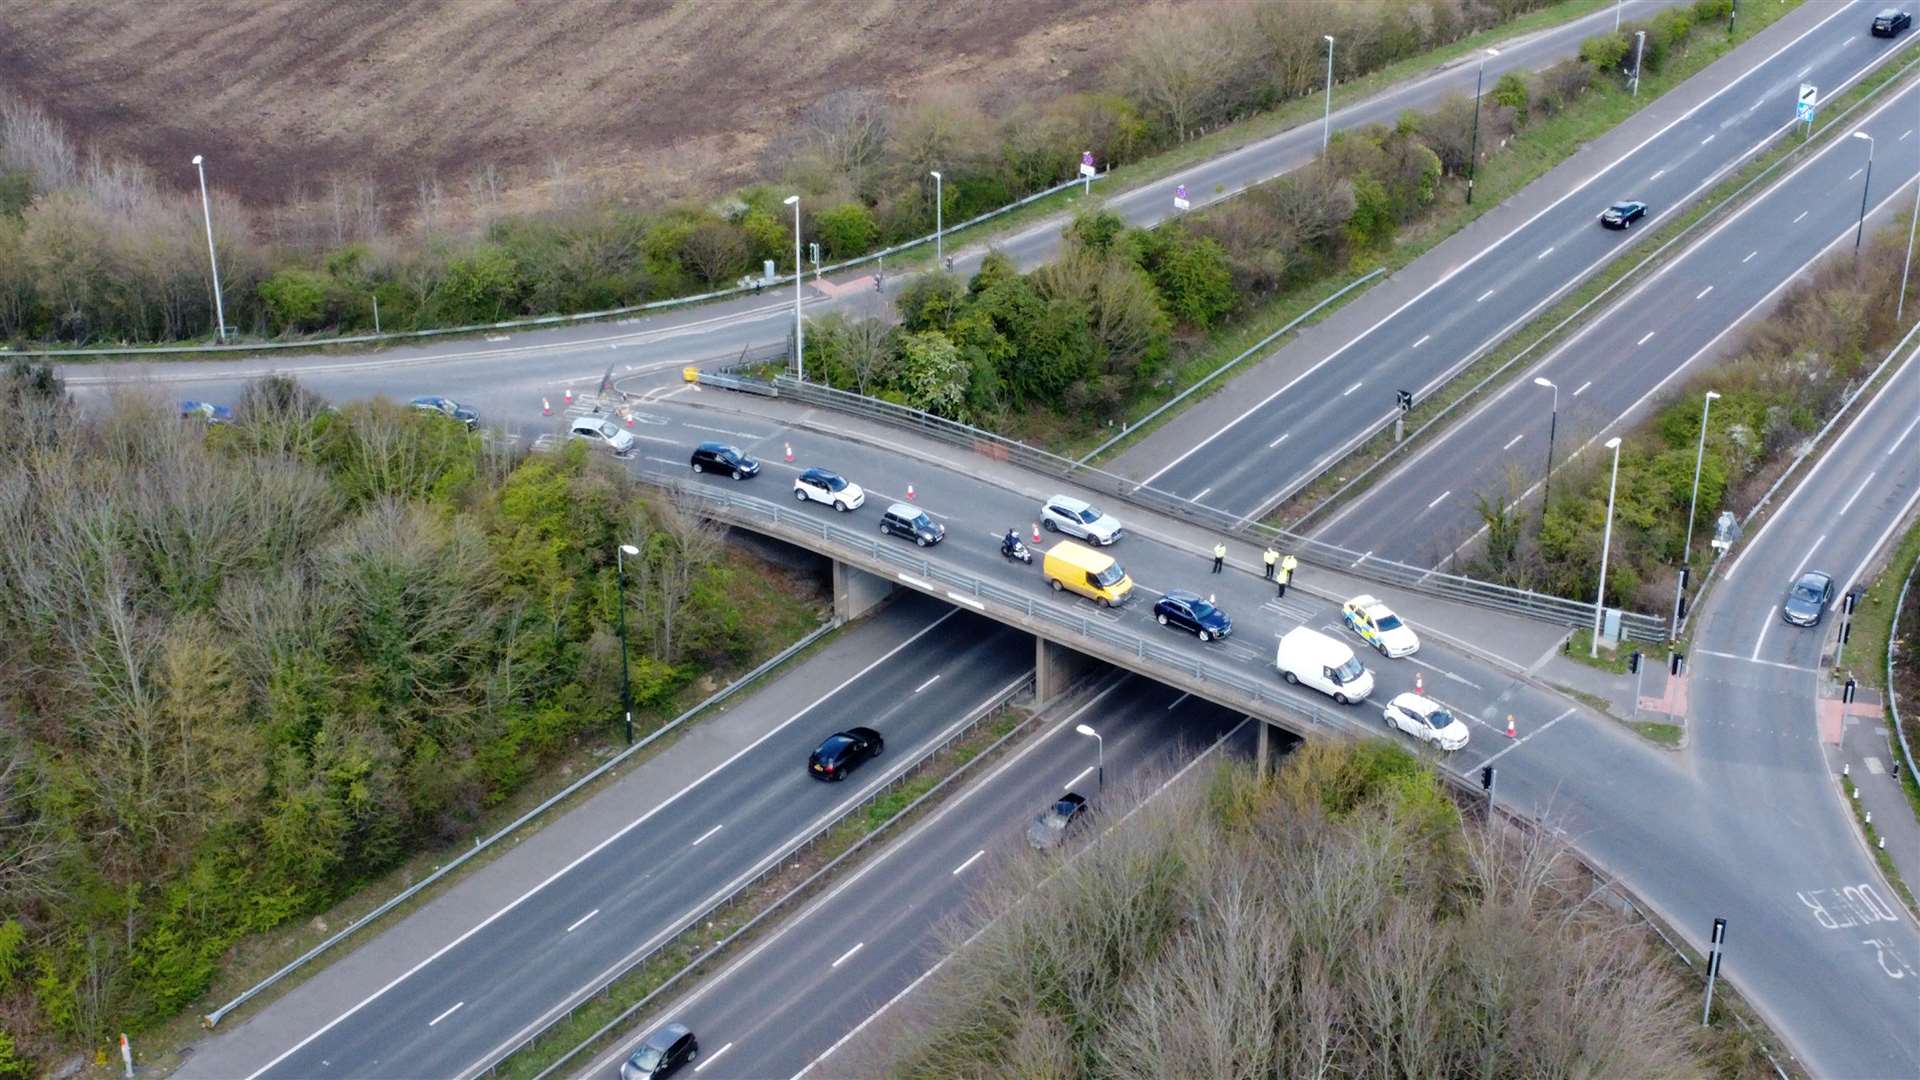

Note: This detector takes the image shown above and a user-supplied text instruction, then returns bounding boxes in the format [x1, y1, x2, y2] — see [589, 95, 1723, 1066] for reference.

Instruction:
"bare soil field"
[0, 0, 1188, 213]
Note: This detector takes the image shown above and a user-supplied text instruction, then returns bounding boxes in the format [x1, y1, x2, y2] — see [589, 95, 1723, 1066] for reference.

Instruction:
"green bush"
[1490, 72, 1529, 117]
[814, 202, 876, 258]
[1579, 30, 1630, 75]
[259, 268, 333, 333]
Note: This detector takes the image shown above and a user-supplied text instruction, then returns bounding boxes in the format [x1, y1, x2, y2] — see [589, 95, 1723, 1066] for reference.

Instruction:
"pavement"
[1835, 685, 1920, 902]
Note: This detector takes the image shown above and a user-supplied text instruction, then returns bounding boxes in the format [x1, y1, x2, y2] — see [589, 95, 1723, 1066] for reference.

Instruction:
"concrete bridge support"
[833, 560, 895, 622]
[1036, 636, 1104, 706]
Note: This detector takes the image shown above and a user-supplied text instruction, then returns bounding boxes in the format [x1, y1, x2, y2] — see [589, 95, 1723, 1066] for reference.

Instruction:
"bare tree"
[646, 495, 723, 663]
[800, 91, 892, 193]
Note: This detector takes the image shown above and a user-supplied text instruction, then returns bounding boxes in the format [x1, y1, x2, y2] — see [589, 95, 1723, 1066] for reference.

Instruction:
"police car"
[1341, 594, 1419, 658]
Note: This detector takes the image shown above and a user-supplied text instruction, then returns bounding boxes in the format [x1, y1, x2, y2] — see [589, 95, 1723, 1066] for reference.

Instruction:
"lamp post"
[784, 195, 804, 380]
[1630, 30, 1646, 98]
[1467, 48, 1499, 205]
[616, 543, 640, 744]
[1900, 164, 1919, 323]
[1674, 390, 1720, 636]
[1851, 131, 1874, 252]
[1615, 0, 1624, 31]
[930, 170, 943, 268]
[1322, 36, 1335, 151]
[1075, 723, 1103, 790]
[1592, 436, 1624, 658]
[1533, 377, 1559, 515]
[191, 155, 228, 344]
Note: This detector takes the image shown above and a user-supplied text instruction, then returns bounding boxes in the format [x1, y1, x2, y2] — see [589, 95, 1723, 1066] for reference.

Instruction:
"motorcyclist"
[1002, 529, 1021, 555]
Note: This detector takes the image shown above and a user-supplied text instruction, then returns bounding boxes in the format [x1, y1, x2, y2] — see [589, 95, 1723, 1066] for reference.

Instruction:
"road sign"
[1711, 510, 1741, 553]
[1797, 82, 1817, 123]
[1079, 150, 1097, 179]
[1173, 183, 1190, 211]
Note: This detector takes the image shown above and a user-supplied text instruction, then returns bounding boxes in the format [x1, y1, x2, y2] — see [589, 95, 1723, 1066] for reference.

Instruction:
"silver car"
[1040, 494, 1122, 545]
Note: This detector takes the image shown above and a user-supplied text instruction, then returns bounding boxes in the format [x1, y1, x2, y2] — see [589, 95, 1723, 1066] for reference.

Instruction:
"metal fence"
[1889, 554, 1919, 786]
[485, 670, 1040, 1079]
[200, 618, 840, 1030]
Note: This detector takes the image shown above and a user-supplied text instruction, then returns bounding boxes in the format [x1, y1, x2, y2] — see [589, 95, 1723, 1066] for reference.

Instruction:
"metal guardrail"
[200, 618, 840, 1029]
[17, 173, 1108, 359]
[1889, 553, 1919, 786]
[700, 374, 1667, 642]
[487, 669, 1040, 1079]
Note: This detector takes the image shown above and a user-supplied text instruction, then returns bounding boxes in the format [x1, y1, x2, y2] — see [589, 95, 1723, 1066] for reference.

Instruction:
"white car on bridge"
[1382, 692, 1469, 752]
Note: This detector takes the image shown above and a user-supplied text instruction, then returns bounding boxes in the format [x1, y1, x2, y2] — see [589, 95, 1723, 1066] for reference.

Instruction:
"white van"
[1275, 627, 1374, 705]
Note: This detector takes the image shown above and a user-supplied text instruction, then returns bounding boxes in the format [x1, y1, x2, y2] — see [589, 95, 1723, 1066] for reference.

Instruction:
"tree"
[800, 91, 891, 194]
[258, 268, 331, 333]
[677, 221, 751, 288]
[813, 202, 876, 258]
[895, 330, 970, 418]
[894, 270, 964, 333]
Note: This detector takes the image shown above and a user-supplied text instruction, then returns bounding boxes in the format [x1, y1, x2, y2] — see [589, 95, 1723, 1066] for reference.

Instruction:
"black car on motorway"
[1871, 8, 1912, 35]
[689, 441, 760, 479]
[1153, 590, 1232, 642]
[620, 1022, 697, 1079]
[410, 395, 479, 429]
[1599, 201, 1647, 229]
[1781, 571, 1834, 627]
[809, 726, 884, 781]
[1027, 792, 1089, 850]
[878, 502, 945, 546]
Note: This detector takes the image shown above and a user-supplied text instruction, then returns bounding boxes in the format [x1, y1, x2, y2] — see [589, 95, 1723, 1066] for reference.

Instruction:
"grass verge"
[1632, 721, 1686, 746]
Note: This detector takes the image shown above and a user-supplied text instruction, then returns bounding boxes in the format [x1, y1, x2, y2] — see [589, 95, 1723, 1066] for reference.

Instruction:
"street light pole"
[1674, 390, 1720, 636]
[1076, 723, 1103, 790]
[784, 195, 804, 380]
[930, 170, 943, 268]
[191, 155, 228, 344]
[1322, 36, 1335, 151]
[1467, 49, 1498, 205]
[1615, 0, 1623, 31]
[1533, 377, 1559, 515]
[616, 543, 640, 745]
[1630, 30, 1646, 98]
[1900, 167, 1919, 324]
[1851, 131, 1875, 252]
[1592, 436, 1624, 658]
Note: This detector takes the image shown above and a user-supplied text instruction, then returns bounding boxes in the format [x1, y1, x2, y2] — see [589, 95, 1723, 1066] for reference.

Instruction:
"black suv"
[620, 1022, 697, 1079]
[689, 441, 760, 480]
[1153, 590, 1232, 642]
[809, 727, 884, 780]
[1599, 201, 1647, 229]
[1871, 8, 1912, 35]
[878, 502, 945, 546]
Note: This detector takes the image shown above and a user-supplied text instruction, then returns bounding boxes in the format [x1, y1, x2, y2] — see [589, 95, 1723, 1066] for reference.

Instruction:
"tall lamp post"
[930, 170, 943, 268]
[191, 155, 228, 344]
[784, 195, 804, 380]
[1467, 48, 1499, 205]
[1533, 377, 1559, 515]
[616, 543, 641, 744]
[1322, 36, 1336, 151]
[1674, 390, 1721, 636]
[1851, 131, 1875, 252]
[1592, 436, 1624, 658]
[1075, 723, 1104, 790]
[1630, 30, 1646, 98]
[1615, 0, 1624, 31]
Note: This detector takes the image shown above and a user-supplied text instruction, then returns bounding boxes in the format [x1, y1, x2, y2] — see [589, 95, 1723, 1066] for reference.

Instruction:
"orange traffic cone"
[564, 387, 574, 406]
[1504, 715, 1517, 738]
[542, 397, 552, 416]
[1414, 672, 1424, 695]
[1031, 523, 1041, 543]
[784, 441, 794, 463]
[624, 411, 634, 428]
[906, 484, 916, 501]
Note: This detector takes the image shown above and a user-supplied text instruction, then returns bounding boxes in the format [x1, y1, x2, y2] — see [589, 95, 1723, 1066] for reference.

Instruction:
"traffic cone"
[784, 441, 794, 463]
[1031, 523, 1041, 543]
[906, 484, 915, 501]
[624, 412, 634, 428]
[564, 387, 574, 406]
[1415, 672, 1424, 696]
[542, 397, 551, 416]
[1504, 715, 1517, 738]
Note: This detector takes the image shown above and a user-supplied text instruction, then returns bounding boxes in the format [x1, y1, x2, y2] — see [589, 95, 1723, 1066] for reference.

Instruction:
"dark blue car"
[1154, 590, 1232, 642]
[410, 395, 479, 429]
[179, 400, 234, 424]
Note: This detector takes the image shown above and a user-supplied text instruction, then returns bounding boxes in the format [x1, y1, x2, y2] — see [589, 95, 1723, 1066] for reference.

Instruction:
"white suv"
[569, 416, 637, 456]
[1040, 494, 1122, 545]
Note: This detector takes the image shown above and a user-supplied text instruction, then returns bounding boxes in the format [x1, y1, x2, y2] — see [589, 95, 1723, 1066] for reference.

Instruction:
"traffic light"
[1628, 651, 1642, 674]
[1480, 765, 1495, 792]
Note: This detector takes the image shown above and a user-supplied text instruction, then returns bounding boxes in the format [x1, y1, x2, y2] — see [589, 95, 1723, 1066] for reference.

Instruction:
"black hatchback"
[1871, 8, 1912, 35]
[809, 726, 884, 781]
[1153, 590, 1232, 642]
[689, 441, 760, 480]
[620, 1022, 697, 1080]
[1599, 201, 1647, 229]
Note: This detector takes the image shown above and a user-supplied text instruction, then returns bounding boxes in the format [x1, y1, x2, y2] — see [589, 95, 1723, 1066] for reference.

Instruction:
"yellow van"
[1043, 539, 1133, 607]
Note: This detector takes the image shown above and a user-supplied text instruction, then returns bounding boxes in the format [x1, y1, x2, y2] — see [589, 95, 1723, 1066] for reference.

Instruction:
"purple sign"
[1175, 184, 1188, 199]
[1082, 150, 1095, 167]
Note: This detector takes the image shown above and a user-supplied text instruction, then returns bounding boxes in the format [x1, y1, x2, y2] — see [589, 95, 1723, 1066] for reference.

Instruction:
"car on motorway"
[409, 395, 479, 429]
[1027, 792, 1089, 850]
[1598, 200, 1647, 229]
[793, 467, 865, 511]
[567, 415, 636, 456]
[1781, 570, 1834, 626]
[620, 1021, 698, 1079]
[1341, 594, 1419, 658]
[1153, 590, 1232, 642]
[809, 726, 884, 780]
[1382, 692, 1469, 752]
[1040, 494, 1123, 545]
[689, 441, 760, 479]
[878, 502, 944, 545]
[1871, 8, 1912, 35]
[179, 400, 233, 424]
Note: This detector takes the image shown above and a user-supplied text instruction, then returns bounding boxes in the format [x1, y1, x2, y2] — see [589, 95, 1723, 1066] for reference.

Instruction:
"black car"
[1599, 201, 1647, 229]
[1027, 792, 1089, 850]
[409, 395, 479, 429]
[1871, 8, 1912, 35]
[620, 1022, 698, 1080]
[1153, 590, 1232, 642]
[809, 726, 884, 781]
[878, 502, 945, 546]
[1781, 571, 1834, 627]
[689, 441, 760, 480]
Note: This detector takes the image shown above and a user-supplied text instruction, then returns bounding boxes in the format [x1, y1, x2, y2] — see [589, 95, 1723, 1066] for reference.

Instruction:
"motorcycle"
[1001, 538, 1034, 564]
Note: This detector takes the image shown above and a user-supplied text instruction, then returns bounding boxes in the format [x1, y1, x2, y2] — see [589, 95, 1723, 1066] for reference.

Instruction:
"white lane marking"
[681, 422, 765, 440]
[429, 1002, 464, 1027]
[1413, 334, 1431, 348]
[1694, 648, 1818, 672]
[1474, 707, 1577, 768]
[1751, 97, 1764, 112]
[1794, 210, 1811, 223]
[1572, 381, 1592, 396]
[1477, 289, 1496, 303]
[1701, 134, 1715, 146]
[1426, 490, 1451, 511]
[1797, 65, 1812, 79]
[945, 591, 986, 611]
[1066, 765, 1094, 790]
[691, 824, 723, 847]
[1167, 692, 1191, 710]
[1846, 169, 1863, 183]
[1903, 130, 1914, 141]
[1696, 285, 1713, 300]
[1268, 433, 1290, 449]
[240, 608, 963, 1080]
[1191, 486, 1213, 502]
[565, 909, 600, 933]
[1743, 250, 1757, 262]
[1405, 656, 1482, 689]
[1893, 410, 1920, 454]
[1837, 471, 1877, 517]
[914, 674, 941, 693]
[952, 850, 986, 876]
[1652, 167, 1668, 181]
[1835, 484, 1920, 617]
[1636, 331, 1656, 346]
[1753, 536, 1825, 661]
[694, 1042, 733, 1073]
[1342, 381, 1363, 396]
[830, 942, 864, 968]
[1537, 246, 1556, 260]
[1501, 432, 1524, 451]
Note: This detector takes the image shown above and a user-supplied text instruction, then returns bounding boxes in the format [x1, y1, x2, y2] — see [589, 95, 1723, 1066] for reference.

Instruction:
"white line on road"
[565, 909, 600, 933]
[1837, 471, 1877, 517]
[682, 423, 765, 440]
[1191, 486, 1213, 502]
[429, 1002, 464, 1027]
[1500, 433, 1526, 452]
[1846, 169, 1863, 183]
[914, 674, 941, 693]
[1406, 656, 1482, 689]
[1903, 130, 1914, 141]
[1573, 381, 1592, 396]
[1743, 250, 1757, 263]
[830, 942, 865, 968]
[1476, 289, 1495, 303]
[691, 824, 723, 847]
[1537, 246, 1556, 260]
[1797, 65, 1812, 79]
[1696, 285, 1714, 300]
[1167, 692, 1191, 710]
[952, 850, 985, 876]
[694, 1042, 733, 1073]
[1751, 97, 1764, 112]
[1653, 167, 1668, 180]
[1636, 331, 1656, 346]
[1753, 536, 1825, 660]
[1835, 484, 1920, 618]
[1474, 708, 1577, 768]
[1701, 134, 1715, 146]
[1268, 433, 1290, 449]
[1694, 648, 1818, 672]
[1426, 490, 1451, 511]
[1891, 410, 1920, 454]
[1066, 765, 1094, 790]
[1342, 381, 1363, 396]
[1413, 334, 1431, 348]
